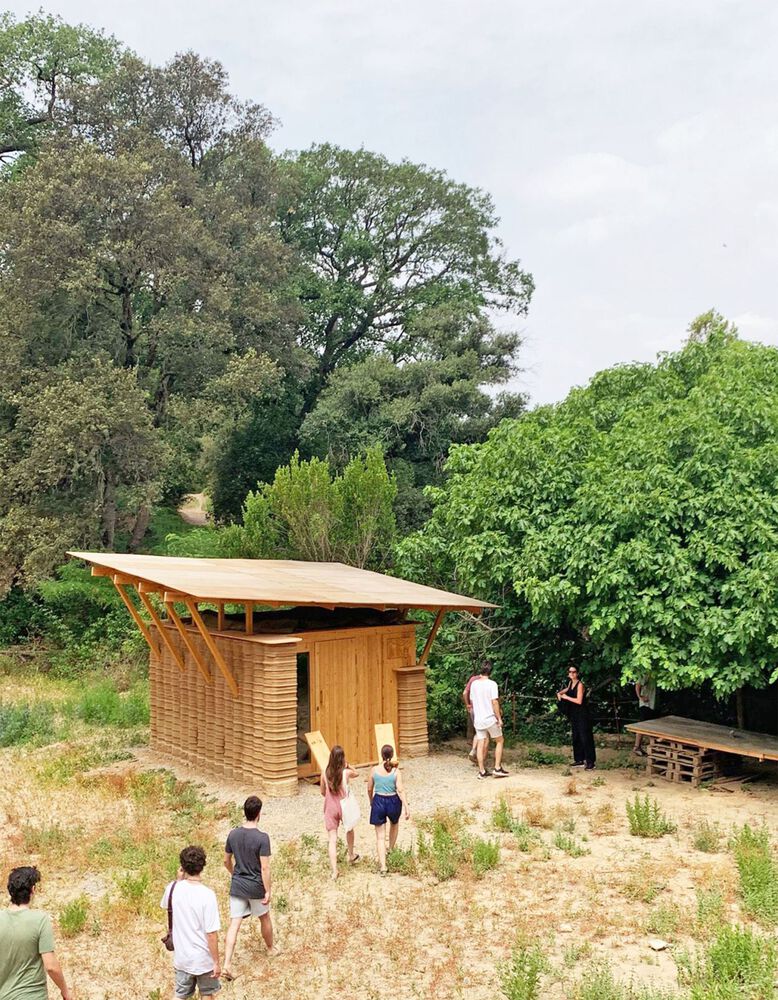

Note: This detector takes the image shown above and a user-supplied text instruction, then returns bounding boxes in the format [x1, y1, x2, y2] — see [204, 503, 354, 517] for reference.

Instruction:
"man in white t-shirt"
[465, 662, 508, 779]
[160, 846, 221, 998]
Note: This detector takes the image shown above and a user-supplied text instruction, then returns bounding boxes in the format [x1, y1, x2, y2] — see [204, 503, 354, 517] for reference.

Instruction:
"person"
[160, 846, 221, 999]
[469, 662, 509, 779]
[462, 672, 481, 762]
[0, 866, 73, 1000]
[222, 795, 274, 981]
[368, 744, 410, 874]
[633, 676, 658, 755]
[320, 744, 360, 880]
[557, 665, 596, 770]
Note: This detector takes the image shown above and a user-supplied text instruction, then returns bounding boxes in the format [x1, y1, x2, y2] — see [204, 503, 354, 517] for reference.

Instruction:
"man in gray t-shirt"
[222, 796, 274, 980]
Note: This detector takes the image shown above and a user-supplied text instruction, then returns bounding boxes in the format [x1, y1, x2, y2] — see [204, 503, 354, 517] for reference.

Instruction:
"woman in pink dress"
[320, 744, 359, 880]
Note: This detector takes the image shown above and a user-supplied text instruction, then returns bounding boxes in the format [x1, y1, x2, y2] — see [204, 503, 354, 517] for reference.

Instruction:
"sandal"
[348, 854, 360, 865]
[222, 972, 237, 982]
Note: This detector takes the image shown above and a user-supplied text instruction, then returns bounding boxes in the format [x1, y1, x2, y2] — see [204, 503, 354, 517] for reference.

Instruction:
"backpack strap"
[167, 880, 176, 934]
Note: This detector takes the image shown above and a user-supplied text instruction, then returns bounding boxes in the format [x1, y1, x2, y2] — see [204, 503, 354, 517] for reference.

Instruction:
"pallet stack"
[646, 737, 720, 787]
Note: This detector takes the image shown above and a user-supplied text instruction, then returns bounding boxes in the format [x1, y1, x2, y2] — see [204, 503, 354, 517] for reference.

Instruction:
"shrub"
[524, 747, 568, 767]
[472, 838, 500, 876]
[511, 820, 541, 853]
[626, 795, 676, 838]
[0, 701, 57, 747]
[72, 680, 149, 728]
[491, 796, 514, 832]
[646, 902, 680, 937]
[553, 829, 589, 858]
[116, 870, 150, 914]
[498, 942, 546, 1000]
[730, 824, 778, 925]
[59, 896, 89, 937]
[692, 818, 721, 853]
[695, 887, 725, 934]
[386, 846, 417, 876]
[573, 960, 680, 1000]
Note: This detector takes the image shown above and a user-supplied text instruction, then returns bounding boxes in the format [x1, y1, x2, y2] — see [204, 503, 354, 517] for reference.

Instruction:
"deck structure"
[626, 715, 778, 787]
[69, 552, 492, 796]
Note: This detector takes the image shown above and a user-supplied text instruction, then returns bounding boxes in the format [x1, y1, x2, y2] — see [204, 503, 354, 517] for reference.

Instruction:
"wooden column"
[394, 665, 429, 758]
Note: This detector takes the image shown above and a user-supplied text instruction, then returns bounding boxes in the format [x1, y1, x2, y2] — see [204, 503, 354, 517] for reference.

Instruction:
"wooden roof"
[68, 552, 494, 612]
[626, 715, 778, 762]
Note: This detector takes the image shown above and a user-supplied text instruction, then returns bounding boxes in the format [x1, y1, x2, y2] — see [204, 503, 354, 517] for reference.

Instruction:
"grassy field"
[2, 670, 778, 1000]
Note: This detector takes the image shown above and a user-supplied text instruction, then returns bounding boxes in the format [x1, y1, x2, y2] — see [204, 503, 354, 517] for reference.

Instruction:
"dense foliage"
[399, 315, 778, 718]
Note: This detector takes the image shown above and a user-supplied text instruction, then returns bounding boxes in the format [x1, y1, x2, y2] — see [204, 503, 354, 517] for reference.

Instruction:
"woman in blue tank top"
[368, 744, 409, 874]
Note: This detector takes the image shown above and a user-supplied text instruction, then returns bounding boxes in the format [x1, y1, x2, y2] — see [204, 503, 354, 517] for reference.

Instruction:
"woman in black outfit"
[557, 665, 596, 770]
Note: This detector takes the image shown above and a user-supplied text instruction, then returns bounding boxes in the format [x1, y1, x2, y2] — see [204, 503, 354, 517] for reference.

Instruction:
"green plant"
[59, 896, 89, 937]
[646, 902, 680, 937]
[573, 960, 680, 1000]
[491, 796, 514, 832]
[553, 830, 589, 858]
[626, 795, 676, 838]
[681, 923, 777, 1000]
[524, 747, 568, 767]
[471, 838, 500, 877]
[510, 819, 541, 853]
[71, 680, 149, 728]
[498, 941, 546, 1000]
[274, 894, 289, 914]
[115, 870, 150, 914]
[563, 941, 592, 968]
[386, 846, 417, 876]
[692, 818, 721, 853]
[0, 701, 57, 747]
[695, 887, 725, 933]
[730, 824, 778, 925]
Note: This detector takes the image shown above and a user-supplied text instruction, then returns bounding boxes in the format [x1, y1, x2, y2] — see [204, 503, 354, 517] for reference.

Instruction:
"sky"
[8, 0, 778, 405]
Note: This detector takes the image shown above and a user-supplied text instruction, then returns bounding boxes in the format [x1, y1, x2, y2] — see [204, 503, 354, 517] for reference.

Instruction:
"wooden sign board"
[305, 730, 331, 774]
[375, 723, 398, 764]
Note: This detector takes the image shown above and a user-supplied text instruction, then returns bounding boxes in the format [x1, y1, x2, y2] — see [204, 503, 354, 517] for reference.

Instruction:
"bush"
[573, 961, 680, 1000]
[115, 870, 150, 914]
[386, 846, 417, 876]
[491, 796, 514, 832]
[59, 896, 89, 937]
[695, 887, 725, 933]
[498, 942, 546, 1000]
[692, 818, 721, 853]
[730, 824, 778, 925]
[626, 795, 676, 838]
[553, 829, 589, 857]
[680, 923, 777, 1000]
[0, 702, 57, 747]
[472, 838, 500, 876]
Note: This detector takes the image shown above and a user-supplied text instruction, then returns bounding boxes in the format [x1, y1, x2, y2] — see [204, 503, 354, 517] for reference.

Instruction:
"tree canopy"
[399, 314, 778, 699]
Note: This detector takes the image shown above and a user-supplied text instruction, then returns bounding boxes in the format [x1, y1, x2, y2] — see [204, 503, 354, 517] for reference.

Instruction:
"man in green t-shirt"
[0, 866, 73, 1000]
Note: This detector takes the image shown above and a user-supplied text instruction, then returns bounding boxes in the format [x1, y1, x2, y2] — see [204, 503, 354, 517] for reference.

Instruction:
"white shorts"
[476, 723, 503, 740]
[229, 896, 269, 918]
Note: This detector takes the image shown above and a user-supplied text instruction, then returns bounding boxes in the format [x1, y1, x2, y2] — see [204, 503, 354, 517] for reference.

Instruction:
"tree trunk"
[735, 688, 745, 730]
[121, 288, 136, 368]
[101, 469, 117, 548]
[129, 504, 151, 552]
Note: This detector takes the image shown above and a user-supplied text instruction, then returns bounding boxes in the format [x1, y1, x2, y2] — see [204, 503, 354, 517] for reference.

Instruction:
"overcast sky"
[9, 0, 778, 404]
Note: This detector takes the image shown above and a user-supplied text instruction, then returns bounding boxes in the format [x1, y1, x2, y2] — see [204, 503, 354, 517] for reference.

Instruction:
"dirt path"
[177, 492, 208, 526]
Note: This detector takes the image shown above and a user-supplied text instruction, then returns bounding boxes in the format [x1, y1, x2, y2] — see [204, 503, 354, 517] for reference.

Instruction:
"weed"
[564, 778, 579, 796]
[645, 902, 680, 937]
[70, 679, 149, 728]
[115, 870, 151, 915]
[573, 960, 680, 999]
[59, 896, 89, 937]
[524, 747, 568, 767]
[0, 701, 57, 746]
[491, 796, 514, 832]
[498, 941, 546, 1000]
[591, 776, 606, 787]
[553, 829, 590, 858]
[525, 800, 554, 829]
[626, 795, 676, 838]
[511, 820, 541, 853]
[680, 923, 777, 1000]
[563, 941, 592, 968]
[695, 887, 725, 934]
[692, 818, 721, 853]
[274, 893, 290, 913]
[472, 838, 500, 876]
[622, 873, 665, 904]
[386, 846, 417, 876]
[730, 824, 778, 925]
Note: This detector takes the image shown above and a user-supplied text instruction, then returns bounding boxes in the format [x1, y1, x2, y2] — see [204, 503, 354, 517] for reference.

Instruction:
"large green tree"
[399, 314, 778, 710]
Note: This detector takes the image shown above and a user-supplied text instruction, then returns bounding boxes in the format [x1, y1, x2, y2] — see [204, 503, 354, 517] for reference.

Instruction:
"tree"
[278, 144, 534, 405]
[0, 12, 120, 160]
[399, 314, 778, 708]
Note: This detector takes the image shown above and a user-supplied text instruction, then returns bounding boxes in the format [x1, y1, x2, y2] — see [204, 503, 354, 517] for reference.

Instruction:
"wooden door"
[312, 635, 377, 766]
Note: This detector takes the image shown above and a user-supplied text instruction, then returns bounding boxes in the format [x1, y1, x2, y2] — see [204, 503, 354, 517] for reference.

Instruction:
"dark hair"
[381, 744, 396, 772]
[325, 745, 346, 795]
[244, 796, 262, 821]
[8, 866, 41, 905]
[481, 662, 493, 676]
[179, 845, 206, 876]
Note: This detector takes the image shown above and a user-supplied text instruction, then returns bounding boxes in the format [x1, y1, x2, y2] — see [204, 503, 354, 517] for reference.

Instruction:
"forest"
[3, 13, 778, 740]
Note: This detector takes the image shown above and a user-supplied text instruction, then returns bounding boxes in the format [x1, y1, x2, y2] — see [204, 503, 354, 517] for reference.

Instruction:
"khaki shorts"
[476, 723, 503, 740]
[175, 970, 220, 997]
[229, 895, 270, 919]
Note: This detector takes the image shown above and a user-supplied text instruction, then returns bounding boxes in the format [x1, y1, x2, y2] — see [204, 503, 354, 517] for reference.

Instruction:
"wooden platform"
[627, 715, 778, 788]
[626, 715, 778, 762]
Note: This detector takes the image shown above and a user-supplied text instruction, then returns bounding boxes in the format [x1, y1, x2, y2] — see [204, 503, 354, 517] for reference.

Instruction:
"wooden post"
[418, 608, 445, 667]
[185, 599, 240, 697]
[112, 579, 159, 656]
[245, 602, 254, 635]
[136, 590, 186, 673]
[217, 603, 225, 631]
[165, 600, 213, 684]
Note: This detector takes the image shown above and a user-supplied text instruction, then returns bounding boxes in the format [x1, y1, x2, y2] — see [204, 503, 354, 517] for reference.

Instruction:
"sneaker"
[571, 761, 585, 768]
[477, 770, 491, 780]
[492, 767, 509, 778]
[585, 764, 596, 771]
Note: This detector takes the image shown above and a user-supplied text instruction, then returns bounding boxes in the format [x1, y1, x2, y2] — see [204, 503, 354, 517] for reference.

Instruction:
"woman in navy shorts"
[368, 744, 409, 874]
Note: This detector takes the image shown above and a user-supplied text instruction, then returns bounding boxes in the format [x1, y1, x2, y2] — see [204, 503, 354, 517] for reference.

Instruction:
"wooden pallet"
[646, 737, 721, 787]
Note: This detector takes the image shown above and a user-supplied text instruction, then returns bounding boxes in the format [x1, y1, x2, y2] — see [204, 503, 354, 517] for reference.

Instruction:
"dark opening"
[297, 652, 311, 765]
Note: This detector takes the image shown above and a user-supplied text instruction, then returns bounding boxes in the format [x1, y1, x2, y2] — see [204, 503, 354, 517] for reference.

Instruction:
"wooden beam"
[113, 573, 140, 586]
[112, 580, 159, 656]
[245, 602, 253, 635]
[90, 565, 113, 578]
[186, 600, 240, 697]
[136, 590, 185, 673]
[163, 592, 189, 604]
[137, 580, 162, 594]
[217, 603, 225, 631]
[417, 608, 446, 668]
[165, 601, 212, 684]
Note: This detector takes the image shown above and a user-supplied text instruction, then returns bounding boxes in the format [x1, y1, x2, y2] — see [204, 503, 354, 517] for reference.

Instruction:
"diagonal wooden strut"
[136, 589, 186, 673]
[418, 608, 446, 668]
[165, 601, 212, 684]
[113, 578, 159, 656]
[185, 599, 240, 697]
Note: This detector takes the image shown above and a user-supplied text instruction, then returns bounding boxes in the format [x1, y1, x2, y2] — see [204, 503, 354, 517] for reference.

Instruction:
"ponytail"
[381, 744, 396, 772]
